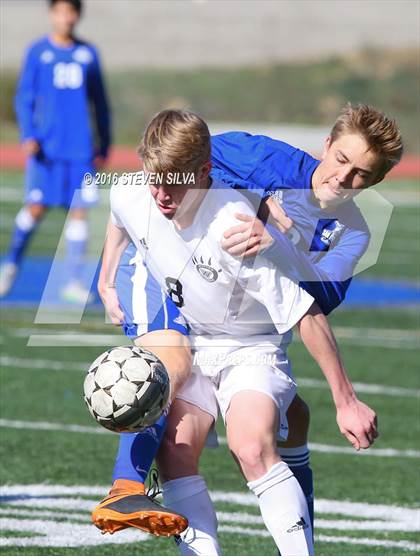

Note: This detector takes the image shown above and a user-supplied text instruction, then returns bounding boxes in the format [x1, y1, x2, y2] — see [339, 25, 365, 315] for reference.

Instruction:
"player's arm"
[14, 45, 40, 156]
[98, 217, 130, 324]
[223, 242, 378, 450]
[222, 212, 369, 314]
[296, 302, 378, 450]
[88, 47, 112, 163]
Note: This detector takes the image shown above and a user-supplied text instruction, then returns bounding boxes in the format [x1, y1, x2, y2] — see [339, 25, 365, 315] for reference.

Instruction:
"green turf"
[0, 171, 419, 554]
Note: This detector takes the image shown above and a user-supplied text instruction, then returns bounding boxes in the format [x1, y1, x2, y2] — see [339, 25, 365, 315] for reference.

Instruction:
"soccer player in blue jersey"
[92, 105, 401, 545]
[0, 0, 111, 302]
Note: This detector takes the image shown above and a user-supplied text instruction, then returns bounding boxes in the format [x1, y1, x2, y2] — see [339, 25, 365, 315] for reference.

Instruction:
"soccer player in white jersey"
[100, 110, 377, 555]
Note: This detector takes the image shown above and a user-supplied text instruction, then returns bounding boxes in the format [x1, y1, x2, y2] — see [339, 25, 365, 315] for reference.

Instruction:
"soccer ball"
[84, 346, 170, 432]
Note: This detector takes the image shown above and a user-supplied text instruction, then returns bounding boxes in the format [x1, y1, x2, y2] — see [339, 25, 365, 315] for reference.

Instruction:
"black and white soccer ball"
[83, 346, 170, 433]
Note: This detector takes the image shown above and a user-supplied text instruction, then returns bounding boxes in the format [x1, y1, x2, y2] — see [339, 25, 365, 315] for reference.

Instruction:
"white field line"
[216, 511, 419, 532]
[0, 418, 419, 459]
[26, 334, 127, 347]
[0, 485, 419, 551]
[3, 324, 419, 348]
[0, 356, 86, 372]
[0, 419, 108, 436]
[298, 377, 420, 398]
[218, 525, 420, 552]
[26, 330, 420, 348]
[2, 354, 419, 399]
[319, 326, 420, 349]
[0, 517, 147, 547]
[0, 507, 87, 521]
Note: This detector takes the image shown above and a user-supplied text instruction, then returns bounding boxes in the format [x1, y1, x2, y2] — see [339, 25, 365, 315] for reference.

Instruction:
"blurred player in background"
[0, 0, 111, 302]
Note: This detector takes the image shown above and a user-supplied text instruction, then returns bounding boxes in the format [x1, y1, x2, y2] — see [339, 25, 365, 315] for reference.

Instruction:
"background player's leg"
[0, 203, 46, 296]
[61, 209, 91, 303]
[65, 210, 88, 284]
[278, 395, 314, 530]
[62, 160, 99, 303]
[158, 399, 221, 556]
[227, 390, 314, 556]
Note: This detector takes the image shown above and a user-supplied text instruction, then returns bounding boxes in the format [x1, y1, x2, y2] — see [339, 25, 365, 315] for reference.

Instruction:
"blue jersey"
[15, 36, 111, 161]
[211, 132, 370, 314]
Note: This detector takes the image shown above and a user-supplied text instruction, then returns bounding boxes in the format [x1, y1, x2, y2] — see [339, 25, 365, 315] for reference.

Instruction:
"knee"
[230, 438, 274, 480]
[27, 204, 46, 220]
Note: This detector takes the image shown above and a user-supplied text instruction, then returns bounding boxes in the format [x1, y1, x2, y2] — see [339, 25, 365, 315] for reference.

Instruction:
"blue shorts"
[116, 244, 189, 340]
[25, 155, 98, 209]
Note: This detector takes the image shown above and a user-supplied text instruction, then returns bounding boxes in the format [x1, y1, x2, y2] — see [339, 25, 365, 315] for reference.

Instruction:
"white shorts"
[176, 346, 297, 441]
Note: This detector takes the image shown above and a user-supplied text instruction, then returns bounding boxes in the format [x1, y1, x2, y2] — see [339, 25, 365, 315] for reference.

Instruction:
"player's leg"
[112, 328, 192, 484]
[157, 379, 221, 555]
[220, 363, 314, 555]
[278, 395, 314, 532]
[0, 153, 51, 296]
[111, 252, 192, 486]
[61, 161, 97, 302]
[92, 329, 192, 536]
[92, 251, 192, 535]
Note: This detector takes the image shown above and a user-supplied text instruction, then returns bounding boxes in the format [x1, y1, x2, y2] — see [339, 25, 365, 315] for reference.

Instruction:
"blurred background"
[0, 2, 419, 555]
[2, 0, 419, 152]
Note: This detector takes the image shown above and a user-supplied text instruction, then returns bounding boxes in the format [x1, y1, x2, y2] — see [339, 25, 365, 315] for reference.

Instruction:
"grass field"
[0, 171, 419, 554]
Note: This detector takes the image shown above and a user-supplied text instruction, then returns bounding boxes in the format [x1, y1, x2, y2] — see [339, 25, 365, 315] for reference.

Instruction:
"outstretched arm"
[297, 302, 378, 450]
[98, 217, 130, 324]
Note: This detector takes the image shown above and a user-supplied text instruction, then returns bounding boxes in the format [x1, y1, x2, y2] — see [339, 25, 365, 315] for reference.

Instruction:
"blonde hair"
[330, 103, 403, 179]
[138, 109, 211, 176]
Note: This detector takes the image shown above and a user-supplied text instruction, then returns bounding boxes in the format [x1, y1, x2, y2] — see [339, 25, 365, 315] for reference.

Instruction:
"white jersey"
[110, 175, 314, 356]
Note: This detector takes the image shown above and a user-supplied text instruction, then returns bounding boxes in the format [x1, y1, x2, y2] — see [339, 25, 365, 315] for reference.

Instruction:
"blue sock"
[65, 219, 88, 283]
[7, 208, 38, 265]
[112, 412, 168, 483]
[277, 445, 314, 531]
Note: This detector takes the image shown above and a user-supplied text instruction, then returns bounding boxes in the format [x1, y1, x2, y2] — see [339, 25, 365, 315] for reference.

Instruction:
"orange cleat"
[91, 479, 188, 537]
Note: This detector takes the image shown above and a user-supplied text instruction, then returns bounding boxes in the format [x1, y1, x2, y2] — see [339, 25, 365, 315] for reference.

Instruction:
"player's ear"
[321, 136, 332, 160]
[198, 161, 212, 181]
[371, 172, 385, 186]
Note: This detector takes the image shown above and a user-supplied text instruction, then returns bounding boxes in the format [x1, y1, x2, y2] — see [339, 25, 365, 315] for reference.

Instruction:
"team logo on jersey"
[73, 46, 93, 64]
[268, 189, 284, 205]
[40, 50, 55, 64]
[192, 255, 222, 283]
[139, 237, 148, 250]
[320, 221, 345, 246]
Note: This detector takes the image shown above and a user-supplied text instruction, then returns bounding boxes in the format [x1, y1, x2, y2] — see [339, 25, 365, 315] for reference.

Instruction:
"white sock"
[248, 461, 314, 556]
[162, 475, 221, 556]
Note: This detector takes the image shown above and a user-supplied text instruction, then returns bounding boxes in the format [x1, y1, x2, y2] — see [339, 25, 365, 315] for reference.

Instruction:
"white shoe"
[61, 281, 94, 305]
[0, 262, 18, 297]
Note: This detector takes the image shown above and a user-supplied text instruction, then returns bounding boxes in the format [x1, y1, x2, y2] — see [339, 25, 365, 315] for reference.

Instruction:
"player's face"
[150, 182, 191, 219]
[149, 162, 211, 220]
[50, 2, 79, 37]
[314, 133, 381, 208]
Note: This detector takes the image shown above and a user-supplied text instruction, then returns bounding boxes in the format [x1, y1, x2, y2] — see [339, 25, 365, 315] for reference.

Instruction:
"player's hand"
[22, 138, 40, 156]
[336, 398, 379, 450]
[260, 196, 294, 233]
[98, 284, 124, 325]
[221, 213, 274, 257]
